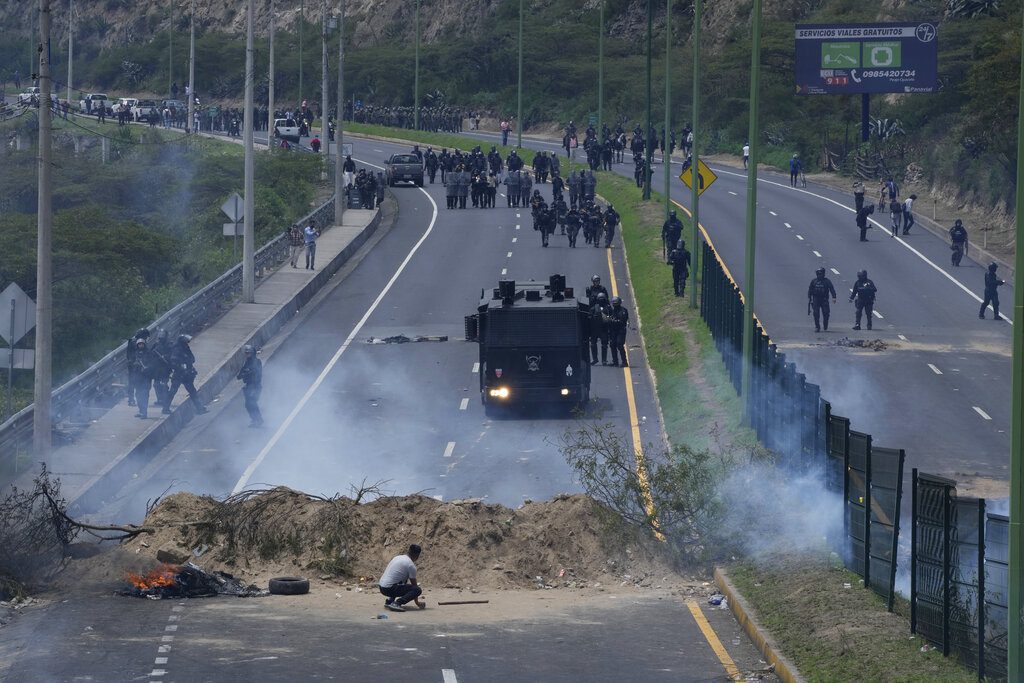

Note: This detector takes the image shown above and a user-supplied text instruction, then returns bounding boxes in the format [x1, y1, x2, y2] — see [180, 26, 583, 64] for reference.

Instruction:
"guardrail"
[0, 196, 336, 474]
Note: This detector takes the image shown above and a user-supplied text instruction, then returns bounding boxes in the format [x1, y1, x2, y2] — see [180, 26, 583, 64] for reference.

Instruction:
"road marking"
[974, 406, 992, 421]
[161, 636, 174, 642]
[687, 602, 742, 680]
[472, 362, 479, 373]
[154, 658, 168, 665]
[442, 670, 458, 683]
[507, 251, 513, 258]
[149, 671, 167, 678]
[515, 224, 520, 230]
[232, 173, 441, 493]
[372, 148, 383, 152]
[512, 237, 517, 243]
[898, 334, 908, 341]
[158, 645, 171, 653]
[728, 190, 737, 196]
[796, 234, 804, 240]
[813, 250, 822, 257]
[605, 249, 661, 540]
[872, 310, 884, 319]
[443, 441, 456, 457]
[769, 210, 777, 216]
[784, 222, 792, 228]
[501, 268, 507, 275]
[711, 166, 1015, 325]
[164, 625, 178, 632]
[516, 213, 520, 218]
[459, 398, 469, 411]
[928, 364, 942, 375]
[830, 267, 840, 275]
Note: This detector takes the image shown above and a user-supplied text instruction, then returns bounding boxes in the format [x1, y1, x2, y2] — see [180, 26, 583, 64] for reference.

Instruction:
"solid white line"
[784, 222, 792, 228]
[507, 251, 513, 258]
[796, 234, 804, 241]
[472, 362, 480, 373]
[459, 398, 469, 410]
[928, 364, 943, 375]
[898, 334, 908, 341]
[813, 250, 822, 257]
[712, 166, 1014, 325]
[501, 268, 507, 275]
[443, 441, 456, 458]
[872, 310, 884, 319]
[974, 406, 992, 421]
[830, 267, 840, 275]
[769, 210, 777, 216]
[232, 179, 441, 493]
[442, 670, 458, 683]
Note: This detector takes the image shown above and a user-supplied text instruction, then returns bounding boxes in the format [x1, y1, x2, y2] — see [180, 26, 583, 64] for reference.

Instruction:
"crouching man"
[379, 544, 425, 612]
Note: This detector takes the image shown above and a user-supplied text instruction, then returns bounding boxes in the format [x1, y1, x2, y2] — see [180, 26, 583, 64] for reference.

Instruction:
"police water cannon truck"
[465, 275, 592, 413]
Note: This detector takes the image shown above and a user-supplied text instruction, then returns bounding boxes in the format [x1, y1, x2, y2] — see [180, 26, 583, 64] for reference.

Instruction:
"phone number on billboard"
[862, 69, 916, 78]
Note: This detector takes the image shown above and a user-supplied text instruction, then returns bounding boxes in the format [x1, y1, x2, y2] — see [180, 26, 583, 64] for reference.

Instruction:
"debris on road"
[436, 600, 489, 606]
[829, 337, 889, 351]
[119, 561, 267, 599]
[365, 335, 449, 344]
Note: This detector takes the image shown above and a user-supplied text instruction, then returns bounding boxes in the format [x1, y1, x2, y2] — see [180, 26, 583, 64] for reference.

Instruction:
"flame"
[126, 564, 178, 590]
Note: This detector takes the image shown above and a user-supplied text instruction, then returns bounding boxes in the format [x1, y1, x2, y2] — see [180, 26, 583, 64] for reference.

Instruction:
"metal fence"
[699, 240, 1003, 679]
[0, 196, 336, 475]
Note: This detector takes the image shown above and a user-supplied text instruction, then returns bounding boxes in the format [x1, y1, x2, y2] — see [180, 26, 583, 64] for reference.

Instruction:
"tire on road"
[269, 576, 310, 595]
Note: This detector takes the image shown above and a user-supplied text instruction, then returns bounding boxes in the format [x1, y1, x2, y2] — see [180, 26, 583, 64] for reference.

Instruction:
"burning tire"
[268, 576, 310, 595]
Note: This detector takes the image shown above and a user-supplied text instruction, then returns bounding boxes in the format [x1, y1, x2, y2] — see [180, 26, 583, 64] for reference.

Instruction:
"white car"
[79, 93, 110, 114]
[132, 99, 159, 121]
[17, 87, 39, 105]
[273, 118, 301, 143]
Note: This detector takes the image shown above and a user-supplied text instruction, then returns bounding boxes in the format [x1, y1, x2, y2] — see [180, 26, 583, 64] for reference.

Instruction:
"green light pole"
[1007, 8, 1024, 679]
[597, 0, 604, 138]
[688, 0, 701, 309]
[663, 0, 671, 219]
[299, 0, 304, 101]
[516, 0, 523, 148]
[740, 0, 762, 418]
[413, 0, 420, 130]
[643, 0, 652, 200]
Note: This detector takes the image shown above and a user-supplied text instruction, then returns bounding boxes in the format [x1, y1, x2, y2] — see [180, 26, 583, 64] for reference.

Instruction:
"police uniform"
[850, 273, 878, 330]
[807, 270, 837, 332]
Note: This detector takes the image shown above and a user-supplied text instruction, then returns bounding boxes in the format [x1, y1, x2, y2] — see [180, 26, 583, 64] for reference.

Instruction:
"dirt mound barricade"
[121, 489, 679, 590]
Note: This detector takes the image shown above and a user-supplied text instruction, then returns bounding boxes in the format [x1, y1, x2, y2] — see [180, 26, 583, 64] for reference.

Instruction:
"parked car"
[132, 99, 159, 122]
[273, 118, 301, 144]
[385, 153, 425, 187]
[17, 87, 39, 106]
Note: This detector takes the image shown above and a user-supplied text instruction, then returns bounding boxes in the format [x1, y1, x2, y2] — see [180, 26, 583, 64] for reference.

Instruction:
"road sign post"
[678, 158, 717, 195]
[2, 281, 37, 420]
[690, 0, 701, 309]
[221, 192, 244, 263]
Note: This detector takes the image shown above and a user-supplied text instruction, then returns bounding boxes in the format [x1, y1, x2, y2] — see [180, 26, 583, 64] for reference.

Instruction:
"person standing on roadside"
[500, 118, 510, 146]
[742, 142, 750, 170]
[789, 154, 801, 187]
[236, 344, 263, 428]
[853, 180, 865, 212]
[304, 221, 321, 270]
[979, 263, 1005, 320]
[379, 544, 425, 612]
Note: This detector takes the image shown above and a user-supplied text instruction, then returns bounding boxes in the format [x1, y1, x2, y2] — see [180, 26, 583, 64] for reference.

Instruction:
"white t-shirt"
[904, 197, 914, 213]
[379, 554, 417, 588]
[742, 145, 750, 157]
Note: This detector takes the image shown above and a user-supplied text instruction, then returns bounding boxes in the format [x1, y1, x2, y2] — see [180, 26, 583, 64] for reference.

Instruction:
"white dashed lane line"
[769, 210, 778, 216]
[373, 148, 384, 152]
[512, 237, 517, 243]
[443, 670, 459, 683]
[459, 398, 469, 410]
[515, 224, 520, 230]
[928, 364, 943, 375]
[830, 267, 840, 275]
[443, 441, 456, 457]
[898, 334, 908, 341]
[501, 268, 507, 275]
[813, 250, 822, 257]
[796, 235, 804, 241]
[507, 251, 513, 258]
[974, 406, 993, 421]
[872, 310, 884, 319]
[728, 191, 738, 196]
[784, 222, 792, 228]
[472, 362, 479, 373]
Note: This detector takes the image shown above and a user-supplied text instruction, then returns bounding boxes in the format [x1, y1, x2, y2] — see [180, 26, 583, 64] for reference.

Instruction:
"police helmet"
[607, 204, 613, 210]
[815, 267, 825, 277]
[156, 328, 169, 342]
[954, 219, 963, 227]
[670, 210, 676, 218]
[243, 344, 255, 355]
[592, 275, 601, 284]
[611, 296, 622, 306]
[857, 270, 867, 279]
[989, 262, 999, 271]
[596, 292, 608, 302]
[135, 328, 150, 339]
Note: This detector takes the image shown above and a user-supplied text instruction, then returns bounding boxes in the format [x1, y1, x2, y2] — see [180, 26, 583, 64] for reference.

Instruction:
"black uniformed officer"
[668, 240, 691, 297]
[589, 292, 611, 365]
[150, 328, 173, 409]
[850, 270, 878, 331]
[164, 335, 208, 414]
[566, 208, 581, 247]
[949, 220, 969, 267]
[807, 267, 837, 332]
[607, 296, 630, 367]
[586, 275, 609, 306]
[603, 204, 620, 248]
[662, 210, 683, 262]
[979, 263, 1004, 320]
[125, 328, 150, 407]
[236, 344, 264, 427]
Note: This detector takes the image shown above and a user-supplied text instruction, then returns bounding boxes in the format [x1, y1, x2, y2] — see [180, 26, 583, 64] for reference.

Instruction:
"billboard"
[795, 23, 938, 95]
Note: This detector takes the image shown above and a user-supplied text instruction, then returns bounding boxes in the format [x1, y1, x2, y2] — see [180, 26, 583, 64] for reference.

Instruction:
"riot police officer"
[236, 344, 264, 427]
[850, 270, 878, 331]
[662, 210, 683, 262]
[125, 328, 150, 407]
[586, 275, 608, 306]
[603, 204, 620, 248]
[668, 240, 691, 297]
[979, 263, 1005, 320]
[807, 267, 837, 332]
[565, 207, 582, 247]
[607, 296, 630, 367]
[150, 328, 173, 409]
[949, 219, 969, 267]
[589, 292, 611, 365]
[164, 334, 208, 414]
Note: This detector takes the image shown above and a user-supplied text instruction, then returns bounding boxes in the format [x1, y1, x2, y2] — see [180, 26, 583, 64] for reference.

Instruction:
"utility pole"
[643, 0, 652, 200]
[740, 0, 762, 418]
[516, 0, 523, 149]
[321, 0, 329, 177]
[597, 0, 603, 138]
[1007, 7, 1024, 679]
[66, 0, 72, 103]
[34, 0, 53, 458]
[168, 2, 173, 98]
[187, 0, 195, 133]
[689, 0, 701, 309]
[242, 0, 255, 303]
[299, 0, 304, 103]
[663, 0, 671, 219]
[334, 0, 345, 227]
[414, 0, 420, 131]
[268, 0, 275, 150]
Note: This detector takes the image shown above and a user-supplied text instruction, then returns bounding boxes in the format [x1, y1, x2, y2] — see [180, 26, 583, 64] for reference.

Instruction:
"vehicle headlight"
[489, 387, 510, 399]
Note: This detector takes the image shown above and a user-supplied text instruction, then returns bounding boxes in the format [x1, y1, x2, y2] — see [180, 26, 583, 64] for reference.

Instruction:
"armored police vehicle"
[465, 276, 591, 413]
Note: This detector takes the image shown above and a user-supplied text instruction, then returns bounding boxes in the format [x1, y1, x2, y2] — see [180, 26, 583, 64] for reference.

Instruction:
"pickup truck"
[273, 118, 301, 144]
[132, 99, 159, 122]
[79, 93, 110, 114]
[17, 87, 39, 106]
[385, 153, 425, 187]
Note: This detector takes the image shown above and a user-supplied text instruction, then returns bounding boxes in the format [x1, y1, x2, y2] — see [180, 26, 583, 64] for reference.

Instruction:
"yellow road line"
[687, 601, 743, 681]
[605, 248, 663, 540]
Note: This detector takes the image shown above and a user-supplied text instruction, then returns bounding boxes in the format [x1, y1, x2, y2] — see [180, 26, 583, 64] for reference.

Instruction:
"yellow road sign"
[678, 158, 718, 196]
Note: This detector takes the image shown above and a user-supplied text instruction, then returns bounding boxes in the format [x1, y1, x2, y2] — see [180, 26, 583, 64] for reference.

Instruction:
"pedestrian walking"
[979, 263, 1005, 320]
[603, 204, 620, 248]
[304, 221, 320, 270]
[236, 344, 263, 427]
[902, 194, 917, 234]
[288, 224, 305, 268]
[163, 335, 208, 414]
[807, 267, 837, 332]
[668, 240, 691, 297]
[889, 198, 902, 238]
[789, 154, 802, 187]
[379, 544, 425, 612]
[129, 338, 153, 418]
[850, 270, 877, 331]
[742, 142, 750, 170]
[949, 219, 969, 267]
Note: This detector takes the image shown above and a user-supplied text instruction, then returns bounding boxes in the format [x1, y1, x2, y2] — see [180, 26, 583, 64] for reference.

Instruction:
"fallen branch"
[436, 600, 490, 606]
